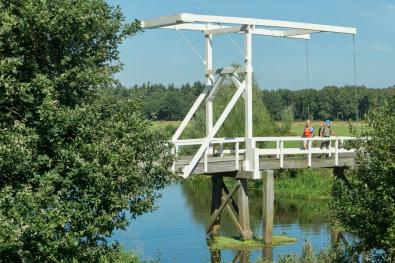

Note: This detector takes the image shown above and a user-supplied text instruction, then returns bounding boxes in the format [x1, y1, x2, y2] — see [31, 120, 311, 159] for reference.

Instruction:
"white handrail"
[171, 136, 356, 175]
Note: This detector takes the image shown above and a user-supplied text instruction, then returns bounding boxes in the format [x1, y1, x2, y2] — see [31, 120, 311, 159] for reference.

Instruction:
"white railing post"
[335, 139, 339, 166]
[280, 140, 284, 168]
[328, 139, 332, 157]
[253, 148, 260, 173]
[235, 142, 240, 170]
[276, 140, 280, 159]
[308, 140, 312, 167]
[219, 143, 224, 157]
[171, 145, 176, 172]
[205, 30, 214, 156]
[204, 147, 208, 173]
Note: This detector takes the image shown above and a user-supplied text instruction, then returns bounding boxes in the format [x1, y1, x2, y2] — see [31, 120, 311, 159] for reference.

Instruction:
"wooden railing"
[171, 136, 356, 176]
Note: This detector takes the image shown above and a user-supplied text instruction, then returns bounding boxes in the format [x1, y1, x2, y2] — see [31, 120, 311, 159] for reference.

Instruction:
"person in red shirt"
[302, 120, 315, 150]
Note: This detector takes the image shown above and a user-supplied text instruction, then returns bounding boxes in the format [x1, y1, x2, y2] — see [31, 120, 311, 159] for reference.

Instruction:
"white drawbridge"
[141, 13, 357, 179]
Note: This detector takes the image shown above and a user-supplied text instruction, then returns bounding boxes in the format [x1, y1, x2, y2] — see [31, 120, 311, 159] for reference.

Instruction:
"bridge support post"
[210, 175, 223, 236]
[262, 170, 274, 245]
[262, 246, 274, 263]
[237, 178, 253, 240]
[243, 25, 254, 172]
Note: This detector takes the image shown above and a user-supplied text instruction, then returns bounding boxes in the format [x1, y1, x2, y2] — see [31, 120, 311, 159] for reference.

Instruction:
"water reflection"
[111, 181, 334, 262]
[181, 178, 328, 237]
[209, 248, 272, 263]
[181, 178, 332, 262]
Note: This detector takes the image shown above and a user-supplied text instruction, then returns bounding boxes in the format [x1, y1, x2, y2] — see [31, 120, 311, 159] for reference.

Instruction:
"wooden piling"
[263, 246, 273, 263]
[262, 170, 274, 245]
[210, 175, 223, 236]
[237, 178, 253, 240]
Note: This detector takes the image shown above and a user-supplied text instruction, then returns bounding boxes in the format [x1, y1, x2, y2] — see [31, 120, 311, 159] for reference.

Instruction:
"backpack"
[319, 126, 331, 137]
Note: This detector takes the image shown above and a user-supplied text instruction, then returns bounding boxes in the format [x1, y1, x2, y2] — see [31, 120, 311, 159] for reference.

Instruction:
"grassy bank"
[274, 169, 334, 200]
[187, 168, 334, 201]
[209, 236, 297, 250]
[289, 121, 360, 136]
[154, 120, 360, 140]
[247, 169, 334, 200]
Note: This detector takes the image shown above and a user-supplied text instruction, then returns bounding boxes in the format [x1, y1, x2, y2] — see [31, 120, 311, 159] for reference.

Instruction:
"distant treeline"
[102, 82, 395, 121]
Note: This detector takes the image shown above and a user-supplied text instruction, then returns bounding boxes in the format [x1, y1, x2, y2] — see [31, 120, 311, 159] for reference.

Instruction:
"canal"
[110, 180, 333, 262]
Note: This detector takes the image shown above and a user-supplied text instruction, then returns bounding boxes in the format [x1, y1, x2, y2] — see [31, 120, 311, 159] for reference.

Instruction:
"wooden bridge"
[170, 135, 356, 242]
[141, 13, 357, 247]
[172, 136, 356, 178]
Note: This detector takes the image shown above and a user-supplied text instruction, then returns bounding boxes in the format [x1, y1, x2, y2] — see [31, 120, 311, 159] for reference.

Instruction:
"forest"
[103, 82, 395, 121]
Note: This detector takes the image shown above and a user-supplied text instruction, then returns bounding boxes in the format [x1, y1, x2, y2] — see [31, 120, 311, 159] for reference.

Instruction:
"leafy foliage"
[262, 86, 395, 121]
[331, 103, 395, 261]
[0, 0, 172, 261]
[278, 106, 295, 134]
[102, 82, 205, 120]
[104, 84, 395, 122]
[183, 80, 276, 139]
[277, 241, 356, 263]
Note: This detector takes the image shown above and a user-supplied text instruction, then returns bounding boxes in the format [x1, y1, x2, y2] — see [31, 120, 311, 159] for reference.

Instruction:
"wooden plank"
[206, 183, 240, 233]
[262, 170, 274, 245]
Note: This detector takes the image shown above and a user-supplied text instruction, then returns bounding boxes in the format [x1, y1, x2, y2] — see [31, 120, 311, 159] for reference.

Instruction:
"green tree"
[0, 0, 172, 261]
[331, 103, 395, 261]
[278, 106, 294, 135]
[184, 80, 276, 139]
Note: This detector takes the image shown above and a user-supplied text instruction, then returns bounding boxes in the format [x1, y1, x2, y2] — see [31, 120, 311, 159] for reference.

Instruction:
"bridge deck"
[174, 153, 355, 178]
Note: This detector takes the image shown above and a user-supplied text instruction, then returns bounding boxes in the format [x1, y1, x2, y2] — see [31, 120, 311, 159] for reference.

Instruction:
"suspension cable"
[216, 22, 247, 61]
[305, 39, 310, 90]
[176, 28, 206, 65]
[224, 26, 246, 59]
[353, 35, 359, 121]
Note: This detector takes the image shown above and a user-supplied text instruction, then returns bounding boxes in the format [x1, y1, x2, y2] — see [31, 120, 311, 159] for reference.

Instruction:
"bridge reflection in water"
[181, 179, 344, 263]
[173, 136, 355, 249]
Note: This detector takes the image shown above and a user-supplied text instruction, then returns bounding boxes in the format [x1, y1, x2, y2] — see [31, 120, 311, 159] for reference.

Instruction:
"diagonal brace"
[206, 183, 240, 233]
[172, 76, 222, 141]
[207, 75, 225, 101]
[182, 79, 246, 177]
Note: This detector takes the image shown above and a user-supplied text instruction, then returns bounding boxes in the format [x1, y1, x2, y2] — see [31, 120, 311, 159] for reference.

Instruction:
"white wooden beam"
[182, 81, 246, 178]
[171, 86, 209, 141]
[207, 75, 225, 101]
[160, 24, 310, 39]
[206, 66, 247, 75]
[204, 25, 248, 35]
[283, 29, 319, 36]
[177, 13, 357, 35]
[172, 74, 223, 141]
[143, 13, 356, 35]
[205, 31, 214, 143]
[243, 27, 254, 171]
[251, 28, 310, 39]
[142, 14, 184, 29]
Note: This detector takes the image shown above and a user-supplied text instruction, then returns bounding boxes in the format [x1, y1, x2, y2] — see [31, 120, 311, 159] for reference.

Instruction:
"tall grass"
[274, 169, 334, 200]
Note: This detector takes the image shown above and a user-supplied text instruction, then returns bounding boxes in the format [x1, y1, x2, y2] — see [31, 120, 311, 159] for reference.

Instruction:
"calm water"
[110, 181, 334, 262]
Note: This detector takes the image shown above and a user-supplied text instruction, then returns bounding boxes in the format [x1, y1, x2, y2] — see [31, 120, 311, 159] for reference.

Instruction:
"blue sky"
[108, 0, 395, 90]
